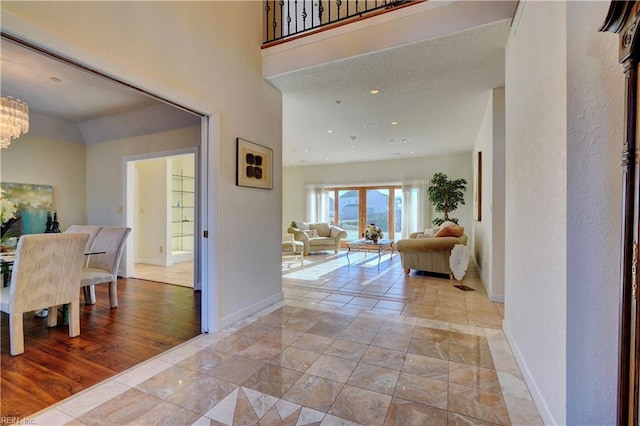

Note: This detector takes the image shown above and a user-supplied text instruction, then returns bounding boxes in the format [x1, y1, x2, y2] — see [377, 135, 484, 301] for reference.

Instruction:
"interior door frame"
[0, 32, 216, 334]
[601, 3, 640, 423]
[123, 147, 200, 289]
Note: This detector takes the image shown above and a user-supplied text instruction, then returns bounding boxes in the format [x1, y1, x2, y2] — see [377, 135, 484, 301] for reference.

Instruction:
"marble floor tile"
[384, 398, 449, 426]
[166, 375, 237, 414]
[208, 355, 266, 385]
[371, 332, 412, 352]
[401, 353, 449, 381]
[306, 354, 358, 383]
[270, 346, 321, 372]
[394, 372, 448, 410]
[328, 384, 392, 426]
[449, 362, 502, 394]
[347, 363, 400, 395]
[323, 338, 368, 362]
[29, 252, 544, 426]
[76, 388, 164, 426]
[134, 364, 202, 400]
[242, 364, 303, 398]
[448, 382, 510, 425]
[127, 400, 201, 425]
[283, 374, 344, 412]
[361, 346, 406, 370]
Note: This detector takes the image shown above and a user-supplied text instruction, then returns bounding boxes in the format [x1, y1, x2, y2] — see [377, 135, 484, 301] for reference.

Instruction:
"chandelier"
[1, 96, 29, 149]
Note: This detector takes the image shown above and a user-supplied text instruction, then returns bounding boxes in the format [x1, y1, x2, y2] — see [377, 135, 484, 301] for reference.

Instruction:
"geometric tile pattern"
[29, 251, 543, 425]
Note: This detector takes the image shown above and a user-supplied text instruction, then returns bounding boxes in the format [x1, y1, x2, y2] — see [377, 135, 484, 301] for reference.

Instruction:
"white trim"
[503, 320, 555, 426]
[219, 292, 285, 329]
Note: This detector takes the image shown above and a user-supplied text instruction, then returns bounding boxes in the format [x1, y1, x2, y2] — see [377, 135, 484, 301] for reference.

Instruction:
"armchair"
[287, 221, 347, 255]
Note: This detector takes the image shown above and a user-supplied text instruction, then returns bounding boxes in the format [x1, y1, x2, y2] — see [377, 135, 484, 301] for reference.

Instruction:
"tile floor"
[133, 261, 194, 288]
[30, 251, 542, 425]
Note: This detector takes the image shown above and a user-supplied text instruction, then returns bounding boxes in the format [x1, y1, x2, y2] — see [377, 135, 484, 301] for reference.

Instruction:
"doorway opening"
[128, 152, 198, 289]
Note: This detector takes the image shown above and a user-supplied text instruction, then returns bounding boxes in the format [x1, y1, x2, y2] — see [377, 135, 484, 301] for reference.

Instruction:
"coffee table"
[346, 239, 394, 268]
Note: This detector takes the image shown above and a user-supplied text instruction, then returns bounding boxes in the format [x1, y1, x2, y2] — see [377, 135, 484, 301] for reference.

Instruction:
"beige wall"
[1, 134, 87, 229]
[2, 1, 284, 329]
[134, 158, 170, 266]
[283, 153, 473, 234]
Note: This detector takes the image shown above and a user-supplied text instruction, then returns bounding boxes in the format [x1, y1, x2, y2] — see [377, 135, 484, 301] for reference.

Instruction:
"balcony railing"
[263, 0, 416, 45]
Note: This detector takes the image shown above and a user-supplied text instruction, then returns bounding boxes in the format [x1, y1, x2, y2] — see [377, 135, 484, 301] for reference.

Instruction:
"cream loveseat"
[396, 222, 467, 276]
[287, 221, 347, 255]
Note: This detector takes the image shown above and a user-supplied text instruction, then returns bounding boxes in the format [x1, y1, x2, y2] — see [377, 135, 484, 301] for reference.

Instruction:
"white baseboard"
[489, 292, 505, 303]
[503, 320, 557, 426]
[219, 292, 284, 329]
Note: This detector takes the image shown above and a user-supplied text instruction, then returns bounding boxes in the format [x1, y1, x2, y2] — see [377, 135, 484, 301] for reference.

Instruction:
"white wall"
[505, 1, 622, 424]
[2, 1, 283, 329]
[283, 153, 472, 233]
[472, 87, 505, 302]
[566, 2, 621, 424]
[1, 134, 87, 228]
[505, 2, 568, 424]
[472, 93, 493, 295]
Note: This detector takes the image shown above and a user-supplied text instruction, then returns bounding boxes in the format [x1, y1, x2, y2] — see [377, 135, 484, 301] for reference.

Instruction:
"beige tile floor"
[31, 251, 542, 425]
[134, 261, 194, 288]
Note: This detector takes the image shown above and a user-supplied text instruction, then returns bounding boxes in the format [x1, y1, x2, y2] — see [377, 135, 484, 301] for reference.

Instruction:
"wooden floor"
[0, 278, 201, 419]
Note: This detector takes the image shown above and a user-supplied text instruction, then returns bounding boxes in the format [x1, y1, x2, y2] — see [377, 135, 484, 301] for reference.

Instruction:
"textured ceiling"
[268, 19, 511, 166]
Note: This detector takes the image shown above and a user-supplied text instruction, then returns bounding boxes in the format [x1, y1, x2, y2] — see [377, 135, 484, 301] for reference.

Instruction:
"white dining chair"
[65, 225, 103, 254]
[0, 233, 88, 355]
[80, 226, 131, 308]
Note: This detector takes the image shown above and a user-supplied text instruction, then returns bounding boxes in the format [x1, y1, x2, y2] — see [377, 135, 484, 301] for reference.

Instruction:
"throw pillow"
[417, 233, 434, 239]
[439, 221, 457, 230]
[311, 222, 330, 237]
[293, 220, 309, 230]
[435, 224, 464, 238]
[423, 226, 439, 237]
[303, 229, 319, 238]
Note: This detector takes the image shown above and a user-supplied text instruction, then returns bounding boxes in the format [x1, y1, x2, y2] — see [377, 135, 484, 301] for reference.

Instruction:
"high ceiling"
[268, 19, 511, 166]
[1, 10, 510, 159]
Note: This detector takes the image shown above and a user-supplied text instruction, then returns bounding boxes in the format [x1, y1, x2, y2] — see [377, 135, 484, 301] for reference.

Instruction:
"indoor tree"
[427, 172, 467, 225]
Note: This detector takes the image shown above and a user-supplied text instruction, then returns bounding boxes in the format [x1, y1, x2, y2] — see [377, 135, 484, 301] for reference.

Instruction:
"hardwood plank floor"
[0, 278, 201, 419]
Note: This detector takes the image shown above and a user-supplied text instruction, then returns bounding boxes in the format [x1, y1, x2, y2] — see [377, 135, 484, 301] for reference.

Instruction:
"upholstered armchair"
[287, 221, 347, 255]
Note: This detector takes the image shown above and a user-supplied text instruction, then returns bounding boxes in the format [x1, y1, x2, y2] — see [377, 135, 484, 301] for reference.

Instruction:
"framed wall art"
[236, 138, 272, 190]
[473, 151, 482, 221]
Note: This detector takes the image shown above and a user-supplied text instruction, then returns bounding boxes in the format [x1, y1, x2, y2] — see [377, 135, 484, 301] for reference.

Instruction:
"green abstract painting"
[0, 182, 53, 235]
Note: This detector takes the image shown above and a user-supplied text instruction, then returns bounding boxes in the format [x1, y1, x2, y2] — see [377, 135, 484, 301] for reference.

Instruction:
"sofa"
[396, 222, 467, 276]
[287, 221, 347, 255]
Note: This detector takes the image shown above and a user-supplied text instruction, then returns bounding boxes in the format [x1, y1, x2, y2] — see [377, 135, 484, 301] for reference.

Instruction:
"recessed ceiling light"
[370, 89, 379, 94]
[410, 151, 415, 155]
[327, 130, 334, 134]
[304, 149, 309, 153]
[325, 157, 330, 161]
[349, 145, 356, 149]
[391, 121, 399, 125]
[403, 139, 408, 144]
[364, 154, 369, 158]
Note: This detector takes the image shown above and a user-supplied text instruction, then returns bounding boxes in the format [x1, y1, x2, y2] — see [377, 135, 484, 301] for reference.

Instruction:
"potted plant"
[427, 172, 467, 226]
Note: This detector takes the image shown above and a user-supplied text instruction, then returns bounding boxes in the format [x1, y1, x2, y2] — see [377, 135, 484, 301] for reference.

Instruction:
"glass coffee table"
[345, 239, 394, 268]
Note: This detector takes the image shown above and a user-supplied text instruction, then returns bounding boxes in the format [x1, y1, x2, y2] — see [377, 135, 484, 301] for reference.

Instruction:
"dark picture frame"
[236, 138, 273, 189]
[474, 151, 482, 221]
